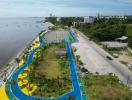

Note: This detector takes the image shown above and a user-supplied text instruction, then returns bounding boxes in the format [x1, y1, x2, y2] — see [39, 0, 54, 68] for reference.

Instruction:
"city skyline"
[0, 0, 132, 17]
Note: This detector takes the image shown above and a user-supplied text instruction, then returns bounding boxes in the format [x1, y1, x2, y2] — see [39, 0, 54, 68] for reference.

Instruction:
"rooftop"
[102, 41, 128, 48]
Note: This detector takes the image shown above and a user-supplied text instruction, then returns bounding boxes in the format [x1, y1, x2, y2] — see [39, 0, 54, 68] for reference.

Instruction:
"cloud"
[118, 0, 132, 3]
[0, 0, 131, 17]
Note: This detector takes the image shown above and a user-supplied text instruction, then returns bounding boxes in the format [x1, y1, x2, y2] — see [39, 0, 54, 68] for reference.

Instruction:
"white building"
[56, 17, 61, 22]
[103, 16, 127, 19]
[72, 22, 84, 26]
[84, 16, 95, 23]
[97, 13, 127, 20]
[72, 16, 96, 26]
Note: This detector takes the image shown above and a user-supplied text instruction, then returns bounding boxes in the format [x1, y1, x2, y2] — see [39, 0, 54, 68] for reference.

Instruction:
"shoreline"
[0, 40, 31, 69]
[0, 22, 53, 87]
[0, 34, 40, 87]
[0, 22, 53, 73]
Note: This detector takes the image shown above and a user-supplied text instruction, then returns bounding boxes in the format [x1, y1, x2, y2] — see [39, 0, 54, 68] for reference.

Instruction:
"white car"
[128, 63, 132, 68]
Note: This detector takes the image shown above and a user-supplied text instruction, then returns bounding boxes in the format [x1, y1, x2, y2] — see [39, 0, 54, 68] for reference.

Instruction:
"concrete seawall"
[0, 31, 44, 87]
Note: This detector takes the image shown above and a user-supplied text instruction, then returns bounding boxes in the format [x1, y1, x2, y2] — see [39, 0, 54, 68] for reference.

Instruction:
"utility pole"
[127, 75, 130, 85]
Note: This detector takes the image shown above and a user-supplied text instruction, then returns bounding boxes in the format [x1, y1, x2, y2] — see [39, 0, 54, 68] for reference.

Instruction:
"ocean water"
[0, 17, 47, 67]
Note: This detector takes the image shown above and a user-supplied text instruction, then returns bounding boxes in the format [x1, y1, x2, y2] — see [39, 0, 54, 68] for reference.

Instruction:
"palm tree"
[35, 41, 38, 44]
[32, 43, 35, 48]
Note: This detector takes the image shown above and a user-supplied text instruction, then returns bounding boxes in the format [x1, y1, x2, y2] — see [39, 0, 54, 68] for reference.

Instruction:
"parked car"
[128, 63, 132, 68]
[106, 56, 113, 60]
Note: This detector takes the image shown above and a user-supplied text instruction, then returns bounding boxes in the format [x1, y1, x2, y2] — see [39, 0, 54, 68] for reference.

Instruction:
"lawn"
[36, 45, 61, 79]
[83, 73, 132, 100]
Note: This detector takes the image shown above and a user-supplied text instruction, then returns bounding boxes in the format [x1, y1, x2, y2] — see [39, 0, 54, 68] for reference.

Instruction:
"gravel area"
[72, 34, 116, 74]
[45, 29, 67, 43]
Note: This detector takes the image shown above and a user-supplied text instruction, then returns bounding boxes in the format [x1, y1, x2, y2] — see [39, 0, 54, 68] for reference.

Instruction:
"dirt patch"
[118, 51, 132, 63]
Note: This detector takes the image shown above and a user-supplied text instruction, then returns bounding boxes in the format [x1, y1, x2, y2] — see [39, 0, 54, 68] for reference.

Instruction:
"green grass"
[28, 43, 73, 98]
[36, 46, 61, 79]
[83, 73, 132, 100]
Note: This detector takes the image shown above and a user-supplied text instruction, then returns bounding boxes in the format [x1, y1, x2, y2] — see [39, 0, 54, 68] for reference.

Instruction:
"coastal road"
[73, 29, 132, 86]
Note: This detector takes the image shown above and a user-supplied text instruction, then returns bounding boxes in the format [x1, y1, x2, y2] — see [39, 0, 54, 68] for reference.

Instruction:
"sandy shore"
[45, 22, 54, 27]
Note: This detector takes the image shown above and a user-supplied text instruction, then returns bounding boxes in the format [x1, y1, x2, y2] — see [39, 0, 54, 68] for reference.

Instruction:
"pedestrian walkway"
[68, 30, 78, 43]
[6, 30, 87, 100]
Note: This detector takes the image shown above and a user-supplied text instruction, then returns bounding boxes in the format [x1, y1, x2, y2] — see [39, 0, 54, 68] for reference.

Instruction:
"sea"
[0, 17, 48, 68]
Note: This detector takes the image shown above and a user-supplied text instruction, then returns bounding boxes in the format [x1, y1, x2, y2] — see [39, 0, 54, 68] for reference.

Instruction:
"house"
[115, 36, 128, 43]
[102, 41, 128, 48]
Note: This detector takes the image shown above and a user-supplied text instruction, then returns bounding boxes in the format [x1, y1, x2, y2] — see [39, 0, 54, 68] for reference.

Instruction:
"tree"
[76, 18, 128, 41]
[15, 58, 20, 66]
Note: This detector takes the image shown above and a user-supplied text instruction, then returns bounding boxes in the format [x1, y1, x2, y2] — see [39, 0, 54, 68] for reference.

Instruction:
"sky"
[0, 0, 132, 17]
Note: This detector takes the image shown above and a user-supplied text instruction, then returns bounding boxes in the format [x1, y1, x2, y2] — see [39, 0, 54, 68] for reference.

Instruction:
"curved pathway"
[6, 30, 83, 100]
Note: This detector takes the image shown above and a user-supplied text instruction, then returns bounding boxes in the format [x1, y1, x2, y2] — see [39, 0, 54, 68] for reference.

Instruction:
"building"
[84, 16, 95, 23]
[97, 13, 127, 20]
[102, 41, 128, 48]
[56, 17, 61, 22]
[103, 16, 127, 19]
[72, 16, 96, 26]
[72, 22, 84, 26]
[115, 36, 128, 43]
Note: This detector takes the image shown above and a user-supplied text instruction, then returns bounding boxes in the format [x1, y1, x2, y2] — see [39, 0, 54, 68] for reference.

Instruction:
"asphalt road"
[76, 29, 132, 86]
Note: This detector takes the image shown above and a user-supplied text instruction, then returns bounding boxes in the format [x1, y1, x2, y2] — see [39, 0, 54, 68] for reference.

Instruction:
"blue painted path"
[6, 31, 82, 100]
[67, 30, 78, 43]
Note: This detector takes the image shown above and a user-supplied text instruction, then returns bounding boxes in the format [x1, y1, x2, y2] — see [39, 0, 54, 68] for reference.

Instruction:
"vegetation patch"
[83, 73, 132, 100]
[27, 43, 72, 98]
[76, 18, 132, 47]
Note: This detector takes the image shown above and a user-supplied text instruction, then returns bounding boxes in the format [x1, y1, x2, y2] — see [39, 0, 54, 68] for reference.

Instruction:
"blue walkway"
[67, 30, 78, 43]
[6, 31, 82, 100]
[65, 35, 82, 100]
